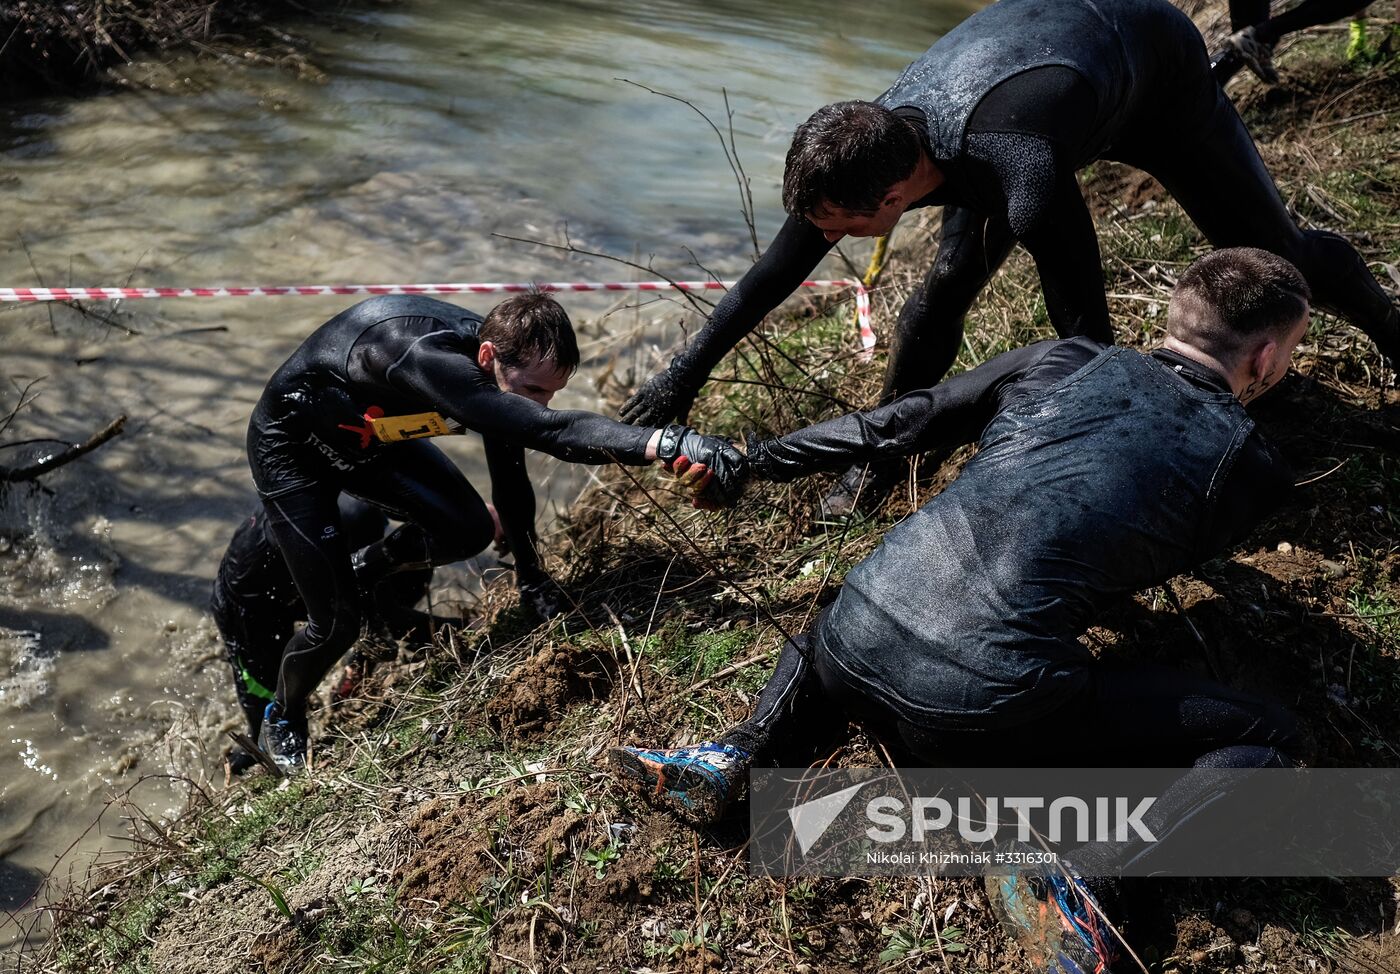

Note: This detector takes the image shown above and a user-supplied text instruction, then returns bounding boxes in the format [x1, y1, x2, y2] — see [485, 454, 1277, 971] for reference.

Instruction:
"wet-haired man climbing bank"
[622, 0, 1399, 516]
[246, 291, 746, 771]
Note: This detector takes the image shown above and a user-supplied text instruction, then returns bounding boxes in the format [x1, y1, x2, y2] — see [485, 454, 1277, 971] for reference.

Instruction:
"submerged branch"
[1, 415, 126, 482]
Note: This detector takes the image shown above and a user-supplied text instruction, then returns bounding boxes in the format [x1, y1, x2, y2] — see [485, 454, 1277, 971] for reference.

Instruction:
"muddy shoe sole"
[608, 747, 732, 824]
[985, 873, 1121, 974]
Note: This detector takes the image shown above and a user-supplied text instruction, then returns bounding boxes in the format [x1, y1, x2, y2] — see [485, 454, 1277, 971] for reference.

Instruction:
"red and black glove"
[654, 424, 749, 508]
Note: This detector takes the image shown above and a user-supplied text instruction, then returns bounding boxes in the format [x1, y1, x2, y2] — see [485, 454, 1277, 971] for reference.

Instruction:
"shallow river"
[0, 0, 976, 955]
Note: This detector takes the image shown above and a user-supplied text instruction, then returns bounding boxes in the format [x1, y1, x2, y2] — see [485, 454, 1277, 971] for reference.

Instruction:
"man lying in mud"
[247, 291, 746, 772]
[212, 496, 439, 775]
[621, 0, 1400, 517]
[612, 248, 1311, 971]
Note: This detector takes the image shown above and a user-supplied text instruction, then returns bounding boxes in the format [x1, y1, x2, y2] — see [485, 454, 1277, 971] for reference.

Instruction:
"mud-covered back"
[823, 347, 1256, 725]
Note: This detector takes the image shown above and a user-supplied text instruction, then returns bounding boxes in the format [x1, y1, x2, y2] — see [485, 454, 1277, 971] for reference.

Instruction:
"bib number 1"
[370, 411, 463, 442]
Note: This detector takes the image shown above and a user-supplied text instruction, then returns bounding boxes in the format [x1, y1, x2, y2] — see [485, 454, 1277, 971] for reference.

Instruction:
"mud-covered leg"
[259, 489, 362, 772]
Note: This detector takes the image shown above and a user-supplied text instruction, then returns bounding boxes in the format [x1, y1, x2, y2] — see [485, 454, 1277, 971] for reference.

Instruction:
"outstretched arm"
[748, 338, 1080, 481]
[384, 333, 657, 464]
[371, 329, 747, 504]
[619, 215, 835, 425]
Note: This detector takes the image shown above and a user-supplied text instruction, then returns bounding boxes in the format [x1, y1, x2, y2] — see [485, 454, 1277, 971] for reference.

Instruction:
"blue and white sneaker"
[987, 870, 1121, 974]
[608, 741, 751, 824]
[257, 701, 308, 775]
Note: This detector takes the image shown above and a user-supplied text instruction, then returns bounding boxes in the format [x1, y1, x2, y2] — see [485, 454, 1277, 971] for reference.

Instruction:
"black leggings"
[882, 34, 1400, 405]
[1228, 0, 1372, 43]
[724, 626, 1303, 874]
[724, 624, 1303, 771]
[213, 597, 293, 737]
[213, 502, 433, 736]
[259, 440, 494, 719]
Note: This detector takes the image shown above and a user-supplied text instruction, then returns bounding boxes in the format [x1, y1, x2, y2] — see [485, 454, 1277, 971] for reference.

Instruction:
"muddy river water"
[0, 0, 975, 954]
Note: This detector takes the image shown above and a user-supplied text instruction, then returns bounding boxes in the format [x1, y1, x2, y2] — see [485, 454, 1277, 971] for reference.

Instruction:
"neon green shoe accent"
[1346, 20, 1368, 62]
[241, 666, 276, 701]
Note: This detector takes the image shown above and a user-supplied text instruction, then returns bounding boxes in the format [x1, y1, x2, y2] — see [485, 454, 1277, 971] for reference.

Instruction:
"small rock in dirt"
[1276, 542, 1294, 555]
[640, 917, 668, 939]
[1319, 559, 1348, 579]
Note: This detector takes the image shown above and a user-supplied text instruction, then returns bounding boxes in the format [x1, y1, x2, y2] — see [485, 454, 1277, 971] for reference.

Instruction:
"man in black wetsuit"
[612, 248, 1311, 970]
[1214, 0, 1375, 85]
[248, 291, 745, 771]
[621, 0, 1400, 514]
[212, 496, 436, 773]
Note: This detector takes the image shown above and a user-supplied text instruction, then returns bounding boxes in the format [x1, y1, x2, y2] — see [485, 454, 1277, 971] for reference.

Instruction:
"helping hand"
[655, 425, 749, 509]
[620, 367, 700, 426]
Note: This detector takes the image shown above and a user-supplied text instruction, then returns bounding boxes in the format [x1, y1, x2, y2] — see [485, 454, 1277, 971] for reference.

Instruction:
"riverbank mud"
[0, 0, 370, 97]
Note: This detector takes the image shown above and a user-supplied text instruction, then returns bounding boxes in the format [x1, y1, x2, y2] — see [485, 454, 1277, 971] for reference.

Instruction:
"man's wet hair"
[782, 101, 924, 217]
[481, 290, 581, 376]
[1167, 247, 1311, 360]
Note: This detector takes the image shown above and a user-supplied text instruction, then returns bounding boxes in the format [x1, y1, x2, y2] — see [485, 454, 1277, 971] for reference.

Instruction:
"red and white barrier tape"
[0, 278, 876, 353]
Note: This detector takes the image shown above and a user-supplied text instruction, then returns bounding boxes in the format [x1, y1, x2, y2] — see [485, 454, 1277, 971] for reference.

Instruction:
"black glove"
[620, 364, 700, 426]
[654, 424, 749, 508]
[519, 572, 570, 622]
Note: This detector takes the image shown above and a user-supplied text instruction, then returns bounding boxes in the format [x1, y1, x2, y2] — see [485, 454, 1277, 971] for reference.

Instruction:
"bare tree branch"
[616, 78, 761, 260]
[0, 376, 45, 439]
[1, 415, 126, 482]
[491, 228, 718, 315]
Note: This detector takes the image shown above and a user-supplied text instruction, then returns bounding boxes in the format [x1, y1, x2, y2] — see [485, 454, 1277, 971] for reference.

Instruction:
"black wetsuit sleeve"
[483, 436, 544, 582]
[753, 338, 1091, 480]
[965, 133, 1109, 341]
[960, 67, 1110, 342]
[378, 330, 655, 464]
[673, 215, 835, 381]
[1205, 431, 1295, 549]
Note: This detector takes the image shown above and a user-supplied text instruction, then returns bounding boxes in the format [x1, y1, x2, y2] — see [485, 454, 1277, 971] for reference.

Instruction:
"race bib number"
[371, 411, 462, 442]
